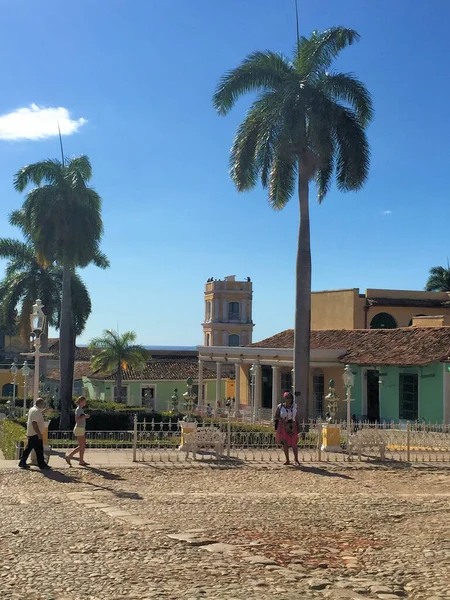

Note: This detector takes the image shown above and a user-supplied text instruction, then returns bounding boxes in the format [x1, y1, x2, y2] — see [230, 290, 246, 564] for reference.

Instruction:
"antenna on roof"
[57, 121, 65, 165]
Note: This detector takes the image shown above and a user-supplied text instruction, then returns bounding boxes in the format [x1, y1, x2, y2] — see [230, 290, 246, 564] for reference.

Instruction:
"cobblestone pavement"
[0, 462, 450, 600]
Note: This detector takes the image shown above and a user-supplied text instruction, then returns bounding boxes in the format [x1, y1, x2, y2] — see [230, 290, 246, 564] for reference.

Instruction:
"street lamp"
[10, 360, 18, 411]
[342, 364, 355, 452]
[20, 361, 32, 416]
[22, 299, 50, 405]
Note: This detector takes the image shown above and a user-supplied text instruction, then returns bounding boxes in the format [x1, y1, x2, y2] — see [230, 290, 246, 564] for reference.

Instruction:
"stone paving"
[0, 462, 449, 599]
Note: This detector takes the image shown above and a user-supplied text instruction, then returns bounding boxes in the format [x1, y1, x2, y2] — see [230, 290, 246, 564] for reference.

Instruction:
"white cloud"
[0, 104, 87, 141]
[381, 210, 392, 215]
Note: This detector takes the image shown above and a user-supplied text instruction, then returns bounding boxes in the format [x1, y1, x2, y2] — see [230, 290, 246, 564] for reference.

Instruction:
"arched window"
[228, 302, 240, 321]
[228, 334, 240, 347]
[206, 333, 210, 347]
[408, 314, 426, 326]
[370, 312, 397, 329]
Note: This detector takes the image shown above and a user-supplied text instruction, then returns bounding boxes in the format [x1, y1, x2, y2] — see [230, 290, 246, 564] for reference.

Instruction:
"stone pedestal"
[321, 423, 341, 452]
[178, 420, 197, 451]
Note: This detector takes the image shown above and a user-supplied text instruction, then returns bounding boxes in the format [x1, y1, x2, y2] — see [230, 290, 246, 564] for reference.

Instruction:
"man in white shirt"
[18, 398, 51, 470]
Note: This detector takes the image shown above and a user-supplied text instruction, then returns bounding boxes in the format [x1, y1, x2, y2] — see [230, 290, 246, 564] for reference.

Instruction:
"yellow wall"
[367, 306, 450, 328]
[311, 289, 360, 330]
[312, 288, 450, 330]
[0, 370, 28, 398]
[225, 378, 235, 398]
[240, 364, 250, 405]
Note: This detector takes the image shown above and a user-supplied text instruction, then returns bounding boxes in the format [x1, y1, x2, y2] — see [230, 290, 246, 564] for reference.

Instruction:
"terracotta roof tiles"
[250, 327, 450, 366]
[101, 358, 217, 381]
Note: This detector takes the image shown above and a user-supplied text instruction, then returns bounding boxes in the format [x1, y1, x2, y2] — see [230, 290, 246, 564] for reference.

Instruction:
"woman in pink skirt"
[274, 392, 300, 465]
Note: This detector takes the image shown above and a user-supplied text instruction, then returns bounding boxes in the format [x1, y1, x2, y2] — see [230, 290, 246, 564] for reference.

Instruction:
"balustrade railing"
[42, 417, 450, 463]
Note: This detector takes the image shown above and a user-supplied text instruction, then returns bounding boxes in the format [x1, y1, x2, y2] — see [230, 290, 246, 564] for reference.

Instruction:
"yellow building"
[311, 288, 450, 330]
[202, 275, 254, 347]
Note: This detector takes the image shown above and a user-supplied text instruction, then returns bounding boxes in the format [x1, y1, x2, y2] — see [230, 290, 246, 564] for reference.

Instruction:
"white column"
[241, 299, 247, 322]
[216, 362, 222, 408]
[253, 363, 261, 412]
[272, 365, 279, 416]
[223, 299, 228, 321]
[198, 360, 204, 406]
[234, 363, 241, 412]
[222, 331, 227, 345]
[214, 330, 219, 345]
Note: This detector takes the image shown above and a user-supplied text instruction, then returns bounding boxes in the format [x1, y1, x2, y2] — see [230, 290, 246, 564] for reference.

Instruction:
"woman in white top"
[65, 396, 90, 466]
[274, 392, 300, 466]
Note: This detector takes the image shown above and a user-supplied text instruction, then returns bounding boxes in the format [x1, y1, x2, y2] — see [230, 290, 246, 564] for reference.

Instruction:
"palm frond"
[13, 159, 64, 192]
[425, 266, 450, 292]
[268, 156, 297, 210]
[213, 51, 292, 115]
[0, 239, 35, 263]
[296, 27, 360, 76]
[66, 155, 93, 182]
[318, 71, 373, 126]
[333, 106, 370, 191]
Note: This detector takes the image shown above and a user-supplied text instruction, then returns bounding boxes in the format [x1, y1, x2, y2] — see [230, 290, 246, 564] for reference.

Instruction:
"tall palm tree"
[0, 238, 92, 343]
[425, 265, 450, 292]
[213, 27, 372, 420]
[12, 156, 108, 428]
[89, 330, 148, 403]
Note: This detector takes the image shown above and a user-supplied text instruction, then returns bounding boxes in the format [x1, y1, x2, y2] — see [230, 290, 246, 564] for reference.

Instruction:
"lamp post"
[10, 360, 18, 411]
[21, 300, 51, 406]
[31, 300, 46, 403]
[342, 364, 355, 452]
[20, 361, 32, 416]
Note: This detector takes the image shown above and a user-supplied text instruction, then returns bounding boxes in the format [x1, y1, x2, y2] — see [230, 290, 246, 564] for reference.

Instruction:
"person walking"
[65, 396, 90, 467]
[18, 398, 51, 470]
[274, 392, 300, 466]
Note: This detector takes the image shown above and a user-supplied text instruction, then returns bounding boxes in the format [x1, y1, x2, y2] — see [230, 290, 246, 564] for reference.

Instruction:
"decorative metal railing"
[45, 418, 450, 463]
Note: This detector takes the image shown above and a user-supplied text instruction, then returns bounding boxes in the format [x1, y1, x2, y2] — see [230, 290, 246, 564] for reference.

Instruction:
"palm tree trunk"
[59, 262, 74, 429]
[293, 167, 312, 423]
[116, 361, 122, 403]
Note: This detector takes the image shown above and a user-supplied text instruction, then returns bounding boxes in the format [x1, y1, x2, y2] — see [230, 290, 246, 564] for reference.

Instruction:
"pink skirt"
[276, 419, 299, 448]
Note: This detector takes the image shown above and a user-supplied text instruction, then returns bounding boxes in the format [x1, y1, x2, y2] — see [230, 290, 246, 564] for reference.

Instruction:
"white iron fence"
[46, 418, 450, 463]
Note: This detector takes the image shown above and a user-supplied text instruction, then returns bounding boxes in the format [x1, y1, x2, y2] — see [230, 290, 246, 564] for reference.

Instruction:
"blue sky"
[0, 0, 449, 346]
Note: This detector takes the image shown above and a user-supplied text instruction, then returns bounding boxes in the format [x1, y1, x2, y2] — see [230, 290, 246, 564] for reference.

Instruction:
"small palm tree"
[213, 27, 372, 419]
[12, 155, 108, 428]
[425, 266, 450, 292]
[89, 330, 148, 403]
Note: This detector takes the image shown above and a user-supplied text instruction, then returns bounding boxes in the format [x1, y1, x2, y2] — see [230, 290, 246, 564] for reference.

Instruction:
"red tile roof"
[47, 362, 96, 381]
[100, 358, 218, 381]
[250, 327, 450, 366]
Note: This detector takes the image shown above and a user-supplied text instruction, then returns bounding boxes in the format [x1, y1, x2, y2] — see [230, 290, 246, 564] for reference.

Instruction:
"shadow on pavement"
[297, 465, 353, 479]
[40, 469, 82, 484]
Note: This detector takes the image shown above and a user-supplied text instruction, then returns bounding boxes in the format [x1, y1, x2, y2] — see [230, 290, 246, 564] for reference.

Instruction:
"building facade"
[202, 275, 254, 347]
[311, 288, 450, 330]
[198, 318, 450, 423]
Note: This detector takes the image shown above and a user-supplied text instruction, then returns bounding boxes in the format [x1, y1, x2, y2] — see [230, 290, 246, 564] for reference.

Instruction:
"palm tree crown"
[89, 330, 148, 403]
[213, 27, 372, 206]
[0, 237, 92, 340]
[213, 27, 372, 419]
[425, 266, 450, 292]
[12, 156, 106, 267]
